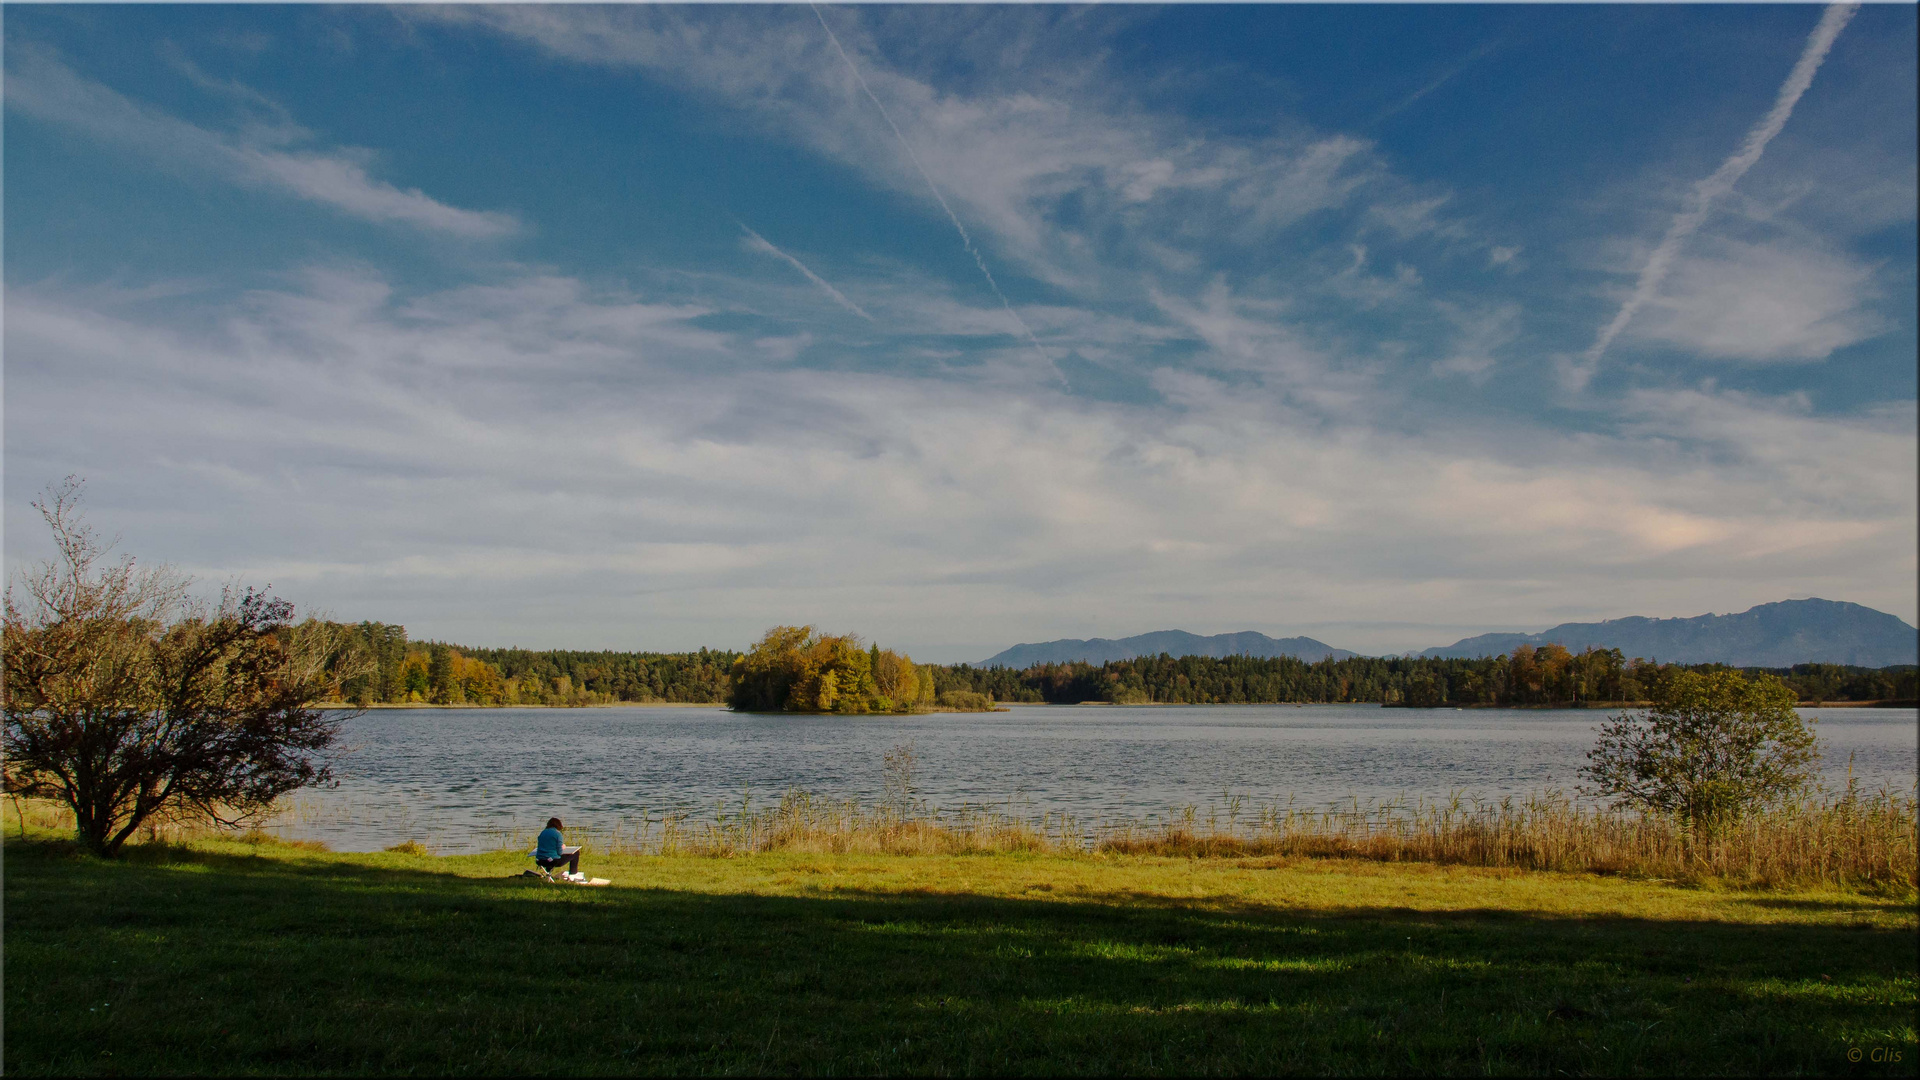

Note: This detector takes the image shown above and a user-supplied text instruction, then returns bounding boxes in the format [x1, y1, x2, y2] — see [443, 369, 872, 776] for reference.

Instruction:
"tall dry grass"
[478, 789, 1065, 859]
[470, 784, 1916, 889]
[11, 785, 1913, 890]
[1095, 789, 1918, 889]
[1, 796, 327, 849]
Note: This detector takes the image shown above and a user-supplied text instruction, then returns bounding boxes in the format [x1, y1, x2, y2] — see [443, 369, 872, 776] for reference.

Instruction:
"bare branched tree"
[3, 478, 364, 854]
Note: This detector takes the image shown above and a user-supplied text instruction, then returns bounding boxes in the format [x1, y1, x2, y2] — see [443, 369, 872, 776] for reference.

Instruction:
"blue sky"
[6, 4, 1915, 661]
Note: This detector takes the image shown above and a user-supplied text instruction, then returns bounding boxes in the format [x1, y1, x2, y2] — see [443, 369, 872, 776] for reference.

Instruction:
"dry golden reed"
[517, 790, 1064, 859]
[12, 786, 1913, 889]
[502, 785, 1916, 889]
[1094, 790, 1918, 889]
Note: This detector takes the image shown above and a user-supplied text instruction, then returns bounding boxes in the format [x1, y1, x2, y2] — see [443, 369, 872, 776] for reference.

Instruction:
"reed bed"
[11, 785, 1914, 889]
[1095, 789, 1919, 889]
[470, 785, 1916, 890]
[479, 790, 1064, 860]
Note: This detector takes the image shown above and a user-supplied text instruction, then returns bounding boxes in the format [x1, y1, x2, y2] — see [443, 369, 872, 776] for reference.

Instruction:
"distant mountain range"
[1418, 599, 1917, 668]
[976, 599, 1917, 670]
[978, 630, 1356, 668]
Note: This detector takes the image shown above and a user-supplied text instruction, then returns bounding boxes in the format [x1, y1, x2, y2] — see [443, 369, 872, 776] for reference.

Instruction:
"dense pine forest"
[931, 648, 1919, 707]
[324, 622, 1916, 708]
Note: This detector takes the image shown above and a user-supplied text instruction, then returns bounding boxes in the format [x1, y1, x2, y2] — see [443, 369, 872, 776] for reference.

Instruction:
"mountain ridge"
[978, 630, 1356, 668]
[974, 599, 1916, 669]
[1418, 598, 1917, 667]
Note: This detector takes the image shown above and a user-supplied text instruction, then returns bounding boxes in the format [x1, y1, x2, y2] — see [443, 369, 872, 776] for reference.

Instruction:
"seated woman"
[533, 817, 583, 878]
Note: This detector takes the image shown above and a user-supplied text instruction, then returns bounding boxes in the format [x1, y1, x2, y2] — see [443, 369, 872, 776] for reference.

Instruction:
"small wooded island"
[728, 625, 997, 713]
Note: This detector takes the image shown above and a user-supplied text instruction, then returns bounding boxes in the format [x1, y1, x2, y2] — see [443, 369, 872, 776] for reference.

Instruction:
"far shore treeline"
[334, 623, 740, 707]
[941, 650, 1918, 707]
[328, 622, 1916, 709]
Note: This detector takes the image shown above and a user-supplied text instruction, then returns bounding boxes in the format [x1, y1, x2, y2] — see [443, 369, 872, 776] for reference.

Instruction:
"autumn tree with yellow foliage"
[728, 626, 936, 713]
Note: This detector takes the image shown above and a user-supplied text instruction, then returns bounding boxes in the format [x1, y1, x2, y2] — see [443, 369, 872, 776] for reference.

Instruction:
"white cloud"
[8, 269, 1912, 657]
[1619, 387, 1917, 515]
[4, 47, 518, 239]
[407, 7, 1459, 294]
[1431, 303, 1520, 379]
[393, 5, 1537, 420]
[1629, 239, 1886, 361]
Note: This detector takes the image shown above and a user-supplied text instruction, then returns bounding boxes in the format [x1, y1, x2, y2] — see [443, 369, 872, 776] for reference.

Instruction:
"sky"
[4, 3, 1916, 662]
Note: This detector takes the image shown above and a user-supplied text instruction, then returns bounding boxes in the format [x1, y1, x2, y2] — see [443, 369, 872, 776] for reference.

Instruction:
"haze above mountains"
[978, 600, 1919, 669]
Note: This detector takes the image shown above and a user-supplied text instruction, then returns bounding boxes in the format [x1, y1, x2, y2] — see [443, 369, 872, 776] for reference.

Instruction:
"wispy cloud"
[807, 2, 1059, 379]
[737, 223, 873, 321]
[409, 4, 1472, 399]
[12, 268, 1910, 655]
[157, 44, 302, 146]
[1431, 302, 1521, 380]
[1575, 2, 1858, 379]
[4, 47, 519, 239]
[1629, 238, 1886, 362]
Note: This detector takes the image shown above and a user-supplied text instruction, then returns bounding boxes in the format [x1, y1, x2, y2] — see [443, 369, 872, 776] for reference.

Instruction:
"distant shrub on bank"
[934, 690, 996, 712]
[1584, 668, 1818, 825]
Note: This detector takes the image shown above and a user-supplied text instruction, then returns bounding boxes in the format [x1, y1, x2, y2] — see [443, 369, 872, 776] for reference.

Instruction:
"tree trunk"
[75, 804, 115, 855]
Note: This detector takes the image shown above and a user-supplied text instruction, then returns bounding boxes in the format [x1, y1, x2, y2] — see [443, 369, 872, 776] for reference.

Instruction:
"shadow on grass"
[1731, 895, 1916, 914]
[6, 838, 1914, 1077]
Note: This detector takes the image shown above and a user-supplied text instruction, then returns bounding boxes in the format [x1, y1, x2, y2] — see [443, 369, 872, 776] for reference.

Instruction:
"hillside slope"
[980, 630, 1356, 668]
[1420, 599, 1917, 667]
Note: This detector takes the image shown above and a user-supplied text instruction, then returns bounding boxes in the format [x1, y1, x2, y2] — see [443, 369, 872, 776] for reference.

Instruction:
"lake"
[272, 704, 1919, 853]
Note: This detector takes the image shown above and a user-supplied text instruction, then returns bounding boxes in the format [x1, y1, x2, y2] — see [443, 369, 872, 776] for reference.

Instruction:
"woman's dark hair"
[546, 817, 563, 830]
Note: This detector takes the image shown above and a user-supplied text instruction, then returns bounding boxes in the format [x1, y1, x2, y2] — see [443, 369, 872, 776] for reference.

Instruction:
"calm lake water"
[272, 704, 1920, 853]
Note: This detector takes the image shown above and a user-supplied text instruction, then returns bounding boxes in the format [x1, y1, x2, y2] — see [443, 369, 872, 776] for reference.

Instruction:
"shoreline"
[320, 698, 1914, 711]
[321, 701, 728, 710]
[322, 702, 1003, 713]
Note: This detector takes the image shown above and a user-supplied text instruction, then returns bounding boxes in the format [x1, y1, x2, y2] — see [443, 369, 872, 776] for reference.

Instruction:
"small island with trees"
[726, 625, 998, 713]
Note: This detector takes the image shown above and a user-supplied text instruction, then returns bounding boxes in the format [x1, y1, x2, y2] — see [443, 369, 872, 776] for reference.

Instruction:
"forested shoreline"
[324, 622, 1916, 709]
[932, 648, 1918, 707]
[332, 623, 739, 706]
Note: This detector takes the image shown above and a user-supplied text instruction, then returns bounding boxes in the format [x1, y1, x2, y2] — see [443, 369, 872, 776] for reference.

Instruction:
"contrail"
[1578, 2, 1857, 376]
[807, 2, 1062, 379]
[1374, 39, 1501, 125]
[739, 222, 874, 320]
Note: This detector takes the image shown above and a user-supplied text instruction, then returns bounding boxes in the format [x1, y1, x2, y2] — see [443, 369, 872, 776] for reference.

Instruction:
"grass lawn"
[5, 835, 1915, 1075]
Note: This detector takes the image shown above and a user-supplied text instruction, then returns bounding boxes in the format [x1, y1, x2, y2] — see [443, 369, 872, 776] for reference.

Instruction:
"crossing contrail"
[739, 222, 873, 320]
[1374, 39, 1501, 125]
[1577, 2, 1857, 379]
[808, 2, 1063, 380]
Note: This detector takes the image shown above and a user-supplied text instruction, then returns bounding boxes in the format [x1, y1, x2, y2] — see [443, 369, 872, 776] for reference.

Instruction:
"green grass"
[5, 834, 1916, 1075]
